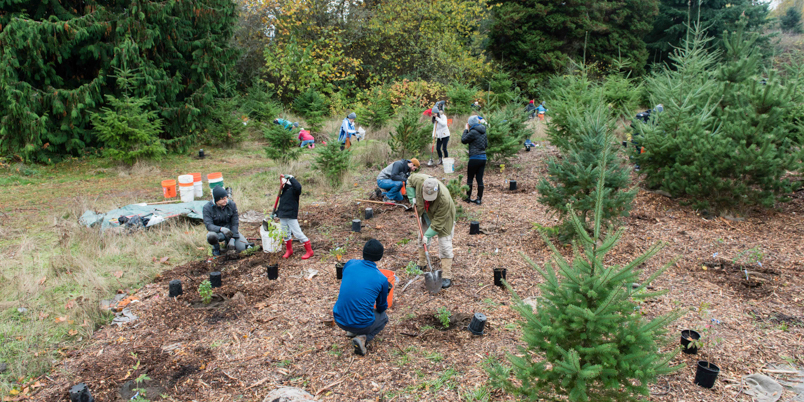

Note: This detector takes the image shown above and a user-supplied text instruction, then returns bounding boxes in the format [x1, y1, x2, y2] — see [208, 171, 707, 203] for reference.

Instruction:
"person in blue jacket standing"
[338, 112, 357, 150]
[332, 239, 390, 356]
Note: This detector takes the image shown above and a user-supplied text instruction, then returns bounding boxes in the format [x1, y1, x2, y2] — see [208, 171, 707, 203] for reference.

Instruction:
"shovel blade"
[423, 270, 443, 294]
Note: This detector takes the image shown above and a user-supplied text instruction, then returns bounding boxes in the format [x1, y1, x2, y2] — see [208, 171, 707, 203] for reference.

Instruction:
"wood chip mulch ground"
[32, 145, 804, 401]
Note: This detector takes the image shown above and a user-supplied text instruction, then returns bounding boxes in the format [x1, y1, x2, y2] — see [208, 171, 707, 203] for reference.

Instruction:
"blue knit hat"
[347, 112, 356, 119]
[468, 115, 481, 126]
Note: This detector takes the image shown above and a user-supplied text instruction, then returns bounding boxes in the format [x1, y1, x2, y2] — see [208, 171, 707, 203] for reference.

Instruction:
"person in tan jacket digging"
[406, 173, 457, 289]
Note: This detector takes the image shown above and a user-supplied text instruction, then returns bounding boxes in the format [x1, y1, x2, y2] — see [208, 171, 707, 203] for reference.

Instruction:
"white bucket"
[260, 223, 283, 253]
[443, 158, 455, 174]
[178, 174, 193, 184]
[193, 181, 203, 198]
[179, 185, 194, 202]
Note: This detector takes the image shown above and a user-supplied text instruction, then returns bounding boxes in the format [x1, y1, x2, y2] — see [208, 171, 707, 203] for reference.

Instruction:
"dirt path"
[32, 145, 804, 401]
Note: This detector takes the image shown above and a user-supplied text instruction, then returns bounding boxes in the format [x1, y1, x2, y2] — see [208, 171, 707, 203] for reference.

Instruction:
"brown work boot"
[352, 335, 367, 356]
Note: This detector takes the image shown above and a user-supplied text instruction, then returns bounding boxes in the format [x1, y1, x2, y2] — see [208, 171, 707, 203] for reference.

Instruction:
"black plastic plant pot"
[509, 180, 517, 191]
[336, 262, 345, 280]
[168, 279, 183, 297]
[69, 383, 94, 402]
[467, 312, 487, 335]
[199, 149, 205, 158]
[493, 268, 507, 287]
[469, 221, 480, 235]
[267, 264, 279, 280]
[365, 208, 373, 220]
[694, 361, 720, 389]
[680, 330, 700, 354]
[352, 219, 361, 232]
[209, 272, 222, 288]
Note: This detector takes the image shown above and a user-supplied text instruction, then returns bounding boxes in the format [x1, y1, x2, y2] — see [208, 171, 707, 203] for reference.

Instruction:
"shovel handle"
[271, 177, 283, 215]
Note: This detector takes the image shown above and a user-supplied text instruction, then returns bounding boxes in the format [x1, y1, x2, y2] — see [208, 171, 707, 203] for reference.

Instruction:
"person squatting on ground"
[273, 174, 314, 260]
[432, 106, 450, 165]
[203, 186, 249, 256]
[338, 112, 357, 150]
[274, 118, 298, 131]
[376, 158, 420, 202]
[461, 115, 488, 205]
[407, 174, 457, 289]
[332, 239, 391, 356]
[298, 128, 315, 149]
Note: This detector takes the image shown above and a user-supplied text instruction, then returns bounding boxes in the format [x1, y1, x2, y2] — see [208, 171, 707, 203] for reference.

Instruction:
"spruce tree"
[361, 88, 395, 129]
[263, 123, 302, 163]
[389, 108, 431, 159]
[292, 88, 330, 133]
[0, 0, 238, 162]
[780, 7, 804, 33]
[537, 105, 637, 238]
[638, 24, 803, 210]
[484, 105, 530, 162]
[89, 62, 165, 166]
[488, 155, 682, 402]
[313, 136, 352, 187]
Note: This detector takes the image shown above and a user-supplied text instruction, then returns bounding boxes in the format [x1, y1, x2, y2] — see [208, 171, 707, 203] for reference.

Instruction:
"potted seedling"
[694, 320, 723, 388]
[681, 301, 711, 354]
[331, 247, 346, 279]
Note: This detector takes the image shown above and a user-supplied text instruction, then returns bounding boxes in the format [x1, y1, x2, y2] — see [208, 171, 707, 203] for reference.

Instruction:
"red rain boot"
[301, 241, 314, 260]
[282, 240, 293, 259]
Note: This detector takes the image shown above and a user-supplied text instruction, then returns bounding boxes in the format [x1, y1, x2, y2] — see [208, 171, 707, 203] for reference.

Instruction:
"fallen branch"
[245, 376, 270, 390]
[315, 378, 346, 396]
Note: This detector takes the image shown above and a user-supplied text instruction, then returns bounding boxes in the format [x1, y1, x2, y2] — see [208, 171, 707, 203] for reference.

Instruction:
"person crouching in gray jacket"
[375, 158, 420, 202]
[203, 186, 248, 255]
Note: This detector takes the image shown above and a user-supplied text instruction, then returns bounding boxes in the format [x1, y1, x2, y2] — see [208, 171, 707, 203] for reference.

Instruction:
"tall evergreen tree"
[0, 0, 238, 162]
[638, 24, 803, 210]
[487, 0, 658, 86]
[643, 0, 769, 66]
[780, 6, 804, 33]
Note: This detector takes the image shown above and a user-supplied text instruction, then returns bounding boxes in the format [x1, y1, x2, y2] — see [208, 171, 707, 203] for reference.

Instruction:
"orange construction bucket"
[161, 180, 177, 198]
[447, 118, 453, 126]
[191, 172, 202, 183]
[379, 269, 397, 308]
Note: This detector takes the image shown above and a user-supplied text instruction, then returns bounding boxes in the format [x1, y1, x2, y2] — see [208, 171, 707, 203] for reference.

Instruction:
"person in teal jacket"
[274, 118, 297, 131]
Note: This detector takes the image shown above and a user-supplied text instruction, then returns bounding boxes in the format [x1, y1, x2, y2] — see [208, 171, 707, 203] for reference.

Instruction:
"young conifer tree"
[537, 104, 636, 237]
[489, 149, 683, 402]
[292, 88, 330, 133]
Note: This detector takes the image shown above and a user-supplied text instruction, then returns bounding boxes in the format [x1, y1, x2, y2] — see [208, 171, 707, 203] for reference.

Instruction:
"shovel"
[413, 203, 442, 294]
[427, 123, 436, 167]
[355, 199, 412, 211]
[270, 175, 285, 218]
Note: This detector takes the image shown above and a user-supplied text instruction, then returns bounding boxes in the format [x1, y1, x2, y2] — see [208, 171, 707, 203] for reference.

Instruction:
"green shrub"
[435, 307, 451, 328]
[263, 123, 302, 162]
[446, 82, 477, 115]
[389, 108, 431, 159]
[89, 66, 166, 165]
[485, 71, 520, 111]
[198, 280, 213, 304]
[292, 88, 330, 133]
[602, 72, 643, 120]
[484, 105, 530, 162]
[359, 87, 396, 128]
[544, 72, 605, 151]
[488, 165, 682, 402]
[445, 174, 468, 214]
[537, 105, 636, 238]
[313, 136, 351, 186]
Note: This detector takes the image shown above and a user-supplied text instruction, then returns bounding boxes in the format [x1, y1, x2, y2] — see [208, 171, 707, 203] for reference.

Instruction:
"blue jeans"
[300, 140, 315, 148]
[377, 179, 404, 201]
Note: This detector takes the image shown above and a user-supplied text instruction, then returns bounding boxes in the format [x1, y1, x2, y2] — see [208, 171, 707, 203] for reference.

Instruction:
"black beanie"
[213, 186, 228, 202]
[362, 239, 384, 262]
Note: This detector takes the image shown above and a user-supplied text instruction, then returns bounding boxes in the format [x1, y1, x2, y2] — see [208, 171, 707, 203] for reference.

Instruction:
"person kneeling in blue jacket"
[332, 239, 390, 356]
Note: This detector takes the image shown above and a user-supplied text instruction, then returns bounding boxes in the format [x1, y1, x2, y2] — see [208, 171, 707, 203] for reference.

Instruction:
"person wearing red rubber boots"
[274, 174, 314, 259]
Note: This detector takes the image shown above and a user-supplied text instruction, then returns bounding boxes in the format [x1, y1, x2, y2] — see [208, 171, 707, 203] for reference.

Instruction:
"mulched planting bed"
[32, 146, 804, 401]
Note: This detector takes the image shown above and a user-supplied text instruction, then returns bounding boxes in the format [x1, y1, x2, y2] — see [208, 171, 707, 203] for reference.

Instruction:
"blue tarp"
[80, 201, 209, 231]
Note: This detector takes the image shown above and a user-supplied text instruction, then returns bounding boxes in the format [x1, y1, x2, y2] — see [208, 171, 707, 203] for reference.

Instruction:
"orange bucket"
[207, 172, 222, 181]
[191, 172, 202, 183]
[379, 269, 397, 308]
[161, 180, 177, 198]
[447, 118, 453, 126]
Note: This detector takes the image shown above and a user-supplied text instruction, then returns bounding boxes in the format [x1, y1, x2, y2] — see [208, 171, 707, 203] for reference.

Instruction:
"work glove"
[407, 186, 416, 205]
[227, 238, 236, 251]
[220, 227, 233, 240]
[424, 227, 437, 242]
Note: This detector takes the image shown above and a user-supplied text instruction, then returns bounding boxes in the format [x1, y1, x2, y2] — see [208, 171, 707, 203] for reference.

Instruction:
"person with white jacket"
[432, 106, 450, 165]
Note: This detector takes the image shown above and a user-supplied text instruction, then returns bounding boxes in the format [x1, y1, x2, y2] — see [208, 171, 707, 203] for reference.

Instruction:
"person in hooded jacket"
[274, 174, 314, 260]
[432, 106, 450, 165]
[461, 115, 488, 205]
[338, 113, 357, 150]
[204, 186, 249, 255]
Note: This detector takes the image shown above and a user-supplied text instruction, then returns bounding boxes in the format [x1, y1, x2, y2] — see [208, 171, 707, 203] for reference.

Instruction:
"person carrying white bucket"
[460, 115, 488, 205]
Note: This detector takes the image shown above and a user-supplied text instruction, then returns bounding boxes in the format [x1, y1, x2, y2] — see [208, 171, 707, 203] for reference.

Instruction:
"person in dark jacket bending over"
[461, 115, 488, 205]
[376, 158, 420, 202]
[204, 186, 248, 255]
[333, 239, 390, 356]
[274, 174, 314, 260]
